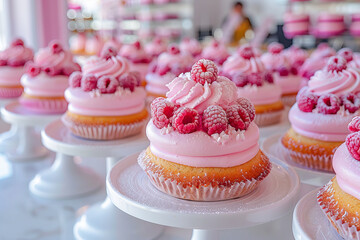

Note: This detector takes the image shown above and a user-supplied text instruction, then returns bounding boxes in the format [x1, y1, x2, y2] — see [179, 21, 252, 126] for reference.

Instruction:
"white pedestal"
[107, 153, 300, 240]
[1, 101, 61, 161]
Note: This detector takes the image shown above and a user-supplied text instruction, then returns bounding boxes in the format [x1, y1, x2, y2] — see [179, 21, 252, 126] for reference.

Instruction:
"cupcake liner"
[138, 150, 264, 201]
[19, 97, 68, 114]
[318, 183, 360, 240]
[281, 144, 334, 172]
[281, 95, 296, 107]
[62, 114, 147, 140]
[255, 110, 284, 127]
[0, 87, 23, 99]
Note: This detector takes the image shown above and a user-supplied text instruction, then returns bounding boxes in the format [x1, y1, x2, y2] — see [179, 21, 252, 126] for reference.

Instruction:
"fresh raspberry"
[49, 41, 63, 54]
[44, 66, 61, 76]
[149, 61, 158, 73]
[268, 42, 284, 54]
[236, 97, 255, 122]
[133, 41, 141, 50]
[69, 71, 82, 88]
[232, 73, 248, 87]
[190, 59, 218, 85]
[346, 132, 360, 160]
[247, 73, 263, 86]
[25, 62, 41, 77]
[154, 37, 162, 44]
[100, 46, 117, 60]
[11, 39, 24, 47]
[172, 107, 200, 134]
[297, 91, 319, 112]
[0, 59, 7, 66]
[296, 87, 309, 101]
[157, 65, 171, 76]
[151, 100, 176, 129]
[118, 72, 141, 92]
[290, 67, 298, 75]
[264, 72, 274, 83]
[226, 105, 251, 130]
[338, 48, 353, 63]
[62, 63, 81, 76]
[341, 93, 360, 113]
[168, 44, 180, 55]
[97, 76, 119, 94]
[278, 67, 289, 77]
[7, 59, 25, 67]
[202, 105, 228, 135]
[348, 116, 360, 133]
[326, 56, 347, 72]
[237, 45, 254, 60]
[81, 74, 98, 92]
[317, 94, 341, 114]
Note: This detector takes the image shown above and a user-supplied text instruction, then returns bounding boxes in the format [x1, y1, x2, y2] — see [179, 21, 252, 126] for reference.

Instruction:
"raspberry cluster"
[346, 116, 360, 160]
[69, 71, 141, 93]
[150, 97, 255, 135]
[231, 72, 274, 87]
[297, 87, 360, 114]
[0, 39, 28, 67]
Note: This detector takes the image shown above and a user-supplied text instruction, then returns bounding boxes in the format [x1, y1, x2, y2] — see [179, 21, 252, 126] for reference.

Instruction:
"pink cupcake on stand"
[119, 41, 152, 85]
[145, 37, 167, 58]
[19, 41, 80, 114]
[0, 39, 34, 99]
[201, 39, 230, 66]
[179, 38, 202, 62]
[145, 44, 193, 98]
[313, 13, 346, 38]
[261, 43, 302, 106]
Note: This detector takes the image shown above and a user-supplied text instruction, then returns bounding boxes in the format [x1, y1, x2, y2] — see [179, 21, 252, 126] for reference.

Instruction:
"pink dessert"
[221, 45, 284, 126]
[261, 43, 302, 106]
[0, 39, 34, 99]
[145, 37, 167, 58]
[119, 41, 152, 83]
[85, 35, 104, 56]
[315, 13, 346, 38]
[283, 45, 309, 70]
[201, 39, 230, 66]
[350, 13, 360, 37]
[145, 44, 193, 97]
[179, 38, 202, 60]
[70, 33, 86, 55]
[62, 47, 148, 140]
[283, 13, 310, 38]
[102, 38, 122, 52]
[19, 41, 80, 114]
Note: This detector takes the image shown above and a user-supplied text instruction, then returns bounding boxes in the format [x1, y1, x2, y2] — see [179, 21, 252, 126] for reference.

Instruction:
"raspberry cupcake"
[118, 41, 152, 84]
[62, 47, 148, 140]
[221, 45, 284, 126]
[201, 39, 230, 66]
[0, 39, 33, 99]
[138, 59, 271, 201]
[317, 117, 360, 240]
[261, 43, 303, 106]
[282, 56, 360, 172]
[179, 38, 202, 61]
[145, 44, 193, 98]
[283, 45, 309, 71]
[19, 41, 80, 114]
[145, 37, 167, 58]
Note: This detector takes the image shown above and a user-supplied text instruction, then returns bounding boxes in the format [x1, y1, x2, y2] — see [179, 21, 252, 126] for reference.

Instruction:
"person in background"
[222, 1, 252, 47]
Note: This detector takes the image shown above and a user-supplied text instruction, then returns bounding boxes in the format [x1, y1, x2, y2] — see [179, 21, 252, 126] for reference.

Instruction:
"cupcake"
[19, 41, 80, 114]
[62, 47, 148, 140]
[145, 37, 167, 58]
[138, 59, 271, 201]
[221, 45, 284, 126]
[0, 39, 33, 99]
[201, 39, 230, 66]
[102, 37, 122, 52]
[317, 117, 360, 240]
[145, 44, 193, 98]
[282, 56, 360, 172]
[283, 45, 309, 73]
[179, 38, 202, 61]
[118, 41, 152, 84]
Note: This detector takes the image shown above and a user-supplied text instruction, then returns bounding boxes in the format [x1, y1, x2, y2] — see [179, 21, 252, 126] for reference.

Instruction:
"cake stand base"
[191, 230, 219, 240]
[29, 153, 101, 199]
[0, 125, 18, 153]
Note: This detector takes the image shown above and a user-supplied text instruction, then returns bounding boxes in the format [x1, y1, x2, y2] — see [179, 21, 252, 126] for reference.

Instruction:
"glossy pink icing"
[289, 104, 354, 141]
[222, 54, 266, 76]
[35, 47, 75, 70]
[237, 83, 282, 105]
[147, 121, 259, 167]
[65, 87, 146, 116]
[21, 73, 69, 97]
[179, 38, 202, 57]
[82, 56, 129, 79]
[300, 55, 334, 80]
[0, 44, 33, 66]
[166, 73, 238, 114]
[0, 66, 25, 86]
[201, 42, 229, 65]
[333, 143, 360, 200]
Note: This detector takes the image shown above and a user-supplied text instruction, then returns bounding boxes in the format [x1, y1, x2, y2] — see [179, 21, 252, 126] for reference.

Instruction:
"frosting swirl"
[179, 38, 202, 57]
[222, 55, 266, 76]
[283, 46, 309, 68]
[118, 42, 151, 63]
[145, 38, 167, 57]
[82, 56, 129, 79]
[201, 41, 229, 65]
[0, 41, 33, 67]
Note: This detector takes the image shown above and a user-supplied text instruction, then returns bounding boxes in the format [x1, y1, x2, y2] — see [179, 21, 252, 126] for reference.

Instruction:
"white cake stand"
[29, 120, 163, 240]
[1, 101, 62, 161]
[261, 133, 334, 186]
[107, 153, 300, 240]
[292, 189, 342, 240]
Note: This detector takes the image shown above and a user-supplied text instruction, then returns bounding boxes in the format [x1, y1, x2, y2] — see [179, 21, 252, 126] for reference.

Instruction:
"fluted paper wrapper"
[0, 87, 23, 98]
[255, 110, 283, 127]
[19, 97, 68, 114]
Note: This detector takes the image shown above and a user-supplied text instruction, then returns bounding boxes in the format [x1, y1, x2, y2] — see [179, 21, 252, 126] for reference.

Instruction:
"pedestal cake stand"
[29, 120, 163, 240]
[107, 153, 301, 240]
[1, 101, 61, 161]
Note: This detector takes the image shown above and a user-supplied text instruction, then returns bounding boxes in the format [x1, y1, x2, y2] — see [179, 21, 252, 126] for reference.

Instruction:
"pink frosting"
[310, 44, 336, 60]
[35, 47, 75, 70]
[102, 39, 122, 52]
[333, 143, 360, 200]
[65, 87, 146, 116]
[0, 66, 25, 86]
[222, 54, 266, 76]
[166, 73, 238, 114]
[308, 67, 360, 96]
[118, 43, 151, 63]
[147, 121, 259, 167]
[300, 57, 334, 80]
[274, 74, 302, 94]
[145, 39, 167, 57]
[145, 73, 174, 95]
[283, 46, 309, 68]
[82, 56, 130, 79]
[179, 38, 202, 57]
[129, 62, 148, 80]
[0, 44, 33, 66]
[21, 73, 69, 97]
[289, 104, 354, 141]
[261, 51, 289, 71]
[157, 51, 193, 70]
[237, 83, 282, 105]
[201, 41, 229, 65]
